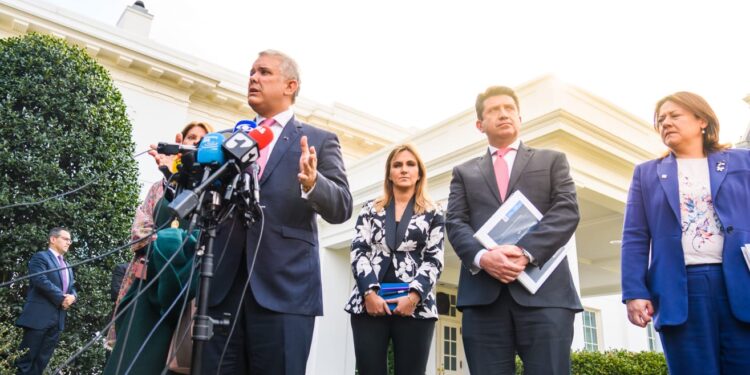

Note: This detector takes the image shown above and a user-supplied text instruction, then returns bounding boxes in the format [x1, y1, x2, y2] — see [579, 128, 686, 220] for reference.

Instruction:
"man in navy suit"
[200, 50, 353, 374]
[16, 227, 76, 375]
[446, 86, 581, 374]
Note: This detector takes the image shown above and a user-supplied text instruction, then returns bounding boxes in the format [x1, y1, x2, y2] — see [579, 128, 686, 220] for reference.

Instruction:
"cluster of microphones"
[155, 120, 274, 220]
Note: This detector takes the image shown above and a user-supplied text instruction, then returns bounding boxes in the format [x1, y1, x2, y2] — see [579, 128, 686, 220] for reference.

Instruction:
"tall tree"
[0, 33, 139, 374]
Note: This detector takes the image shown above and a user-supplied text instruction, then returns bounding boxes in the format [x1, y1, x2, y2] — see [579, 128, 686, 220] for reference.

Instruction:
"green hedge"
[359, 348, 667, 374]
[0, 33, 139, 374]
[513, 350, 667, 375]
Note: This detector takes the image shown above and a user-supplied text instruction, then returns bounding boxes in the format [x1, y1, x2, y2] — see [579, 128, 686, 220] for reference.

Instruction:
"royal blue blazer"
[621, 149, 750, 329]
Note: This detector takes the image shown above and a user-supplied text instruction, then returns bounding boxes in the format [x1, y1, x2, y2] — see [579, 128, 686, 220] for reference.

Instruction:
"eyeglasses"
[57, 237, 72, 243]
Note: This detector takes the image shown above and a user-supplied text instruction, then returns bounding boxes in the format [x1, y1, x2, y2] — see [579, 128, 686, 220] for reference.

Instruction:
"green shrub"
[0, 33, 139, 374]
[513, 350, 667, 374]
[571, 350, 667, 375]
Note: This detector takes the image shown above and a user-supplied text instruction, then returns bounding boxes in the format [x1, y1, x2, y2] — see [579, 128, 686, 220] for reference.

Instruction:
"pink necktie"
[494, 148, 511, 200]
[256, 118, 275, 178]
[57, 255, 68, 292]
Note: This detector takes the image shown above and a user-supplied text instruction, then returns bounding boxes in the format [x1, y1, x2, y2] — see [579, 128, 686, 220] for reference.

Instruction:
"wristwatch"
[363, 288, 375, 298]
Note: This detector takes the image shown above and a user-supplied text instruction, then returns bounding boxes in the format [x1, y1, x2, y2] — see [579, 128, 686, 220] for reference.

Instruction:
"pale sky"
[41, 0, 750, 143]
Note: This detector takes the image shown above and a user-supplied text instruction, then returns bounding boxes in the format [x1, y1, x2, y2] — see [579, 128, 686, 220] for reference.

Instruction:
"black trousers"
[16, 325, 60, 375]
[462, 290, 576, 375]
[200, 263, 314, 375]
[350, 314, 435, 375]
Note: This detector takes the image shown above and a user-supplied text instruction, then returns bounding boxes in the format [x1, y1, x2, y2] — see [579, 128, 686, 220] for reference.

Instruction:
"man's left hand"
[493, 245, 528, 283]
[61, 294, 76, 310]
[298, 136, 317, 192]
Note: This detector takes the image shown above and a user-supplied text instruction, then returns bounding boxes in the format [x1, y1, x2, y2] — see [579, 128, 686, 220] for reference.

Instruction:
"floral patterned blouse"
[677, 158, 724, 264]
[344, 200, 445, 319]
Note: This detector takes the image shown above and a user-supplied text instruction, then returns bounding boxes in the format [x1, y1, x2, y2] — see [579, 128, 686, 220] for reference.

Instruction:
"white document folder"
[473, 190, 571, 294]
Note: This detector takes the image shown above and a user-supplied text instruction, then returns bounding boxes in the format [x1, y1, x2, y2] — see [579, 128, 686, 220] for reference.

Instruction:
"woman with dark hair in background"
[621, 92, 750, 374]
[345, 144, 444, 375]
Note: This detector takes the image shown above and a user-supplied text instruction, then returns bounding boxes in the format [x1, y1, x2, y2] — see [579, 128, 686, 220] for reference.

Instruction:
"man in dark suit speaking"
[446, 86, 582, 374]
[16, 227, 76, 375]
[200, 50, 353, 374]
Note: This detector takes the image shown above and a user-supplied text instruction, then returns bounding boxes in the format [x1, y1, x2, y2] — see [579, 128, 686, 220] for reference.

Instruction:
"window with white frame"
[582, 309, 600, 352]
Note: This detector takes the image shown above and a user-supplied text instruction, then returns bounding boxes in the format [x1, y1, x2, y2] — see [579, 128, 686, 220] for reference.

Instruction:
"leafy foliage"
[0, 33, 139, 374]
[514, 350, 668, 375]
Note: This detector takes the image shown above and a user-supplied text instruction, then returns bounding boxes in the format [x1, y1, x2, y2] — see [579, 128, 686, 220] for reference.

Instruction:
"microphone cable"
[159, 222, 237, 375]
[122, 246, 200, 375]
[216, 204, 266, 374]
[54, 183, 171, 374]
[52, 218, 193, 375]
[112, 194, 179, 375]
[0, 224, 166, 288]
[0, 149, 152, 210]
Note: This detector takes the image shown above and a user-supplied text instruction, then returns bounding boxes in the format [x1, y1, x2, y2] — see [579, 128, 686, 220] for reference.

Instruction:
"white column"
[306, 247, 357, 375]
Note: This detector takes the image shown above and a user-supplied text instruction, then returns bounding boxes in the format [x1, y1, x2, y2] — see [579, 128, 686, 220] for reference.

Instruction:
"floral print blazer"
[344, 200, 445, 319]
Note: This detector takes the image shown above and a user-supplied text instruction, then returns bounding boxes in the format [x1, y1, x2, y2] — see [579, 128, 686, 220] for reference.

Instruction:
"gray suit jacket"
[446, 142, 582, 310]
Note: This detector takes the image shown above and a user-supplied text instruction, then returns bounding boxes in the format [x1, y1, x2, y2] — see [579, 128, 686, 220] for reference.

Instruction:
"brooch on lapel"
[716, 161, 726, 172]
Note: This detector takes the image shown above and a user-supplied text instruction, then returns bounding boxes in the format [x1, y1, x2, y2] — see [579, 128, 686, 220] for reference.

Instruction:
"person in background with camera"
[345, 143, 444, 375]
[621, 91, 750, 374]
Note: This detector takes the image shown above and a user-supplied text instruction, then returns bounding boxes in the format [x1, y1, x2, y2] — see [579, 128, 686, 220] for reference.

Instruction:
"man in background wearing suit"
[200, 50, 353, 375]
[446, 86, 582, 374]
[16, 227, 77, 375]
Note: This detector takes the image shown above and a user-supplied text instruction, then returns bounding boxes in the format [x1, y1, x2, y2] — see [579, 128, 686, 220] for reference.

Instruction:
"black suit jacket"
[16, 250, 76, 330]
[110, 263, 129, 302]
[446, 142, 582, 310]
[209, 116, 353, 316]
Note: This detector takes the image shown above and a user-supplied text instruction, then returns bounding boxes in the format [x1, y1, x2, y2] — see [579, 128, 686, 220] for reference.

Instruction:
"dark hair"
[475, 86, 520, 120]
[49, 227, 68, 239]
[654, 91, 730, 154]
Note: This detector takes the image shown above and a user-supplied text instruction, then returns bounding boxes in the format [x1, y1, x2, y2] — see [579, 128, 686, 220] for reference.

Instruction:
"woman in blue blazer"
[621, 92, 750, 374]
[345, 144, 444, 375]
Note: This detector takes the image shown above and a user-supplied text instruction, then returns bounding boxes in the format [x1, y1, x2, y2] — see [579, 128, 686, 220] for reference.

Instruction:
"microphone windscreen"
[196, 132, 226, 165]
[248, 126, 274, 149]
[234, 120, 257, 133]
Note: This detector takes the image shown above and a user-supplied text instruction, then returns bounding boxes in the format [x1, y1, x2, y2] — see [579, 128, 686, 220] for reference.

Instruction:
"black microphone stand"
[188, 190, 228, 375]
[166, 160, 260, 375]
[167, 163, 233, 375]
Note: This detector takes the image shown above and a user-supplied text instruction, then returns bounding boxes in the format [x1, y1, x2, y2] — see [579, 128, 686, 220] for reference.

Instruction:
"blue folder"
[378, 283, 409, 310]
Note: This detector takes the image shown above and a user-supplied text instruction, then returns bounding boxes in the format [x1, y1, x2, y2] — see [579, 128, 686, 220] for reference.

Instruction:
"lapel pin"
[283, 136, 289, 141]
[660, 174, 667, 179]
[716, 161, 726, 172]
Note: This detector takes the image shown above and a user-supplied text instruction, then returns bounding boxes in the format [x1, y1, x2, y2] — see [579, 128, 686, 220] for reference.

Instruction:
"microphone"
[234, 120, 257, 133]
[222, 125, 274, 166]
[196, 133, 226, 165]
[249, 125, 274, 152]
[156, 142, 197, 155]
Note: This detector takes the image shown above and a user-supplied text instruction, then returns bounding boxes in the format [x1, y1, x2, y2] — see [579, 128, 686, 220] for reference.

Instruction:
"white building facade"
[8, 1, 740, 373]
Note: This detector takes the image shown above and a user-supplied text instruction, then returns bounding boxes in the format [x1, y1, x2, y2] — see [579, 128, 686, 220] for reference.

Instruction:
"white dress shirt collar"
[257, 107, 294, 128]
[487, 138, 521, 156]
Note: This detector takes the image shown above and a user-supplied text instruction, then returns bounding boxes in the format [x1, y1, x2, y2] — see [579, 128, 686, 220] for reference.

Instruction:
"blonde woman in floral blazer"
[345, 144, 445, 375]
